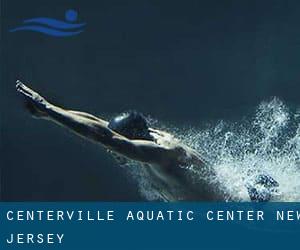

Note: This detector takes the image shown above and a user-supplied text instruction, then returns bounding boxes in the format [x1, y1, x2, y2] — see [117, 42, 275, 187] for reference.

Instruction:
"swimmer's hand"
[16, 80, 49, 118]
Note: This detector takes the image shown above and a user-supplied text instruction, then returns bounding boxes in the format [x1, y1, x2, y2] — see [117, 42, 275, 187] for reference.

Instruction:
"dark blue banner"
[1, 202, 299, 249]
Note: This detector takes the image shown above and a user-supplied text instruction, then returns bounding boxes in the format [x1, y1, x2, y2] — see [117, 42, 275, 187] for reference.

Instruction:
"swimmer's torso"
[145, 160, 224, 201]
[144, 129, 225, 201]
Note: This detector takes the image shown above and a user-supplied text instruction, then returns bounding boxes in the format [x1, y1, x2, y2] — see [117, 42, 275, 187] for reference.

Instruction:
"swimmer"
[16, 80, 278, 201]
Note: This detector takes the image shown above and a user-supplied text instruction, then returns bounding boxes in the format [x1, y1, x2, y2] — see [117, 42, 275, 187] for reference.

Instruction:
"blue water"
[23, 18, 85, 29]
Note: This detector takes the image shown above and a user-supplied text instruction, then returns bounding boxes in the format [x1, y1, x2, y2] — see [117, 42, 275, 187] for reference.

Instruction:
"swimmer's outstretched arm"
[16, 81, 176, 165]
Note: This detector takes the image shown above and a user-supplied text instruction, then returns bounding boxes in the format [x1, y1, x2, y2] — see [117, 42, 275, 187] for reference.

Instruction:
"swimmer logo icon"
[9, 9, 86, 37]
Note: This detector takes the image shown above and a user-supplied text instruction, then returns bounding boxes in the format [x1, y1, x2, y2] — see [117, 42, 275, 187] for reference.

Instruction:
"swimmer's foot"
[16, 80, 49, 118]
[246, 174, 279, 202]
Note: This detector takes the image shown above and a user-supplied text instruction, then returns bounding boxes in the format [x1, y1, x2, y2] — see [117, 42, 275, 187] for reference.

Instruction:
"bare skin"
[16, 80, 224, 201]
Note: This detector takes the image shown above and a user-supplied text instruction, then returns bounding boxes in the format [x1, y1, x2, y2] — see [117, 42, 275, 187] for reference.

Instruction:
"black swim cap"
[108, 111, 153, 140]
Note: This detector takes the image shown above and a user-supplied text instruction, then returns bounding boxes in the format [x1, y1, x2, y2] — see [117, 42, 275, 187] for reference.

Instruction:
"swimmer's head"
[108, 111, 153, 141]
